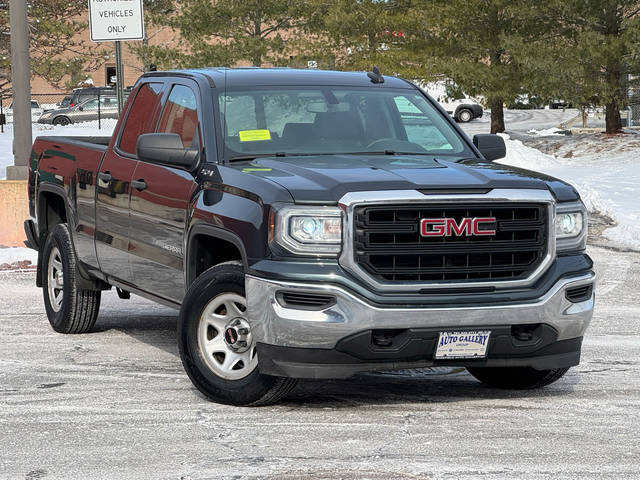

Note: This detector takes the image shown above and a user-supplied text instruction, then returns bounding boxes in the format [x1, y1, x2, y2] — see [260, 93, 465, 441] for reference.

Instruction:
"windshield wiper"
[341, 150, 433, 156]
[228, 152, 287, 162]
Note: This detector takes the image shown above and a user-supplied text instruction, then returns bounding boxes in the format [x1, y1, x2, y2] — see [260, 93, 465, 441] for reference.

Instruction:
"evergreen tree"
[301, 0, 412, 72]
[405, 0, 543, 134]
[516, 1, 640, 134]
[0, 1, 107, 94]
[134, 0, 318, 69]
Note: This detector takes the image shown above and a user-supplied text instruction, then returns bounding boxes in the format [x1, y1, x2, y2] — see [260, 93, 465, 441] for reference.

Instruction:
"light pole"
[7, 0, 32, 180]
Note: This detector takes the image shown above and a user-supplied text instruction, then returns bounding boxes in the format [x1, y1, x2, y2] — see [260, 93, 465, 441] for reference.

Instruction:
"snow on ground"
[0, 247, 38, 270]
[527, 127, 566, 136]
[0, 122, 114, 179]
[498, 133, 640, 250]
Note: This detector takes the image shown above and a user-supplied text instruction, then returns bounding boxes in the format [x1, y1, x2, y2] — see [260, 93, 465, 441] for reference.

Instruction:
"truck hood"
[230, 155, 579, 203]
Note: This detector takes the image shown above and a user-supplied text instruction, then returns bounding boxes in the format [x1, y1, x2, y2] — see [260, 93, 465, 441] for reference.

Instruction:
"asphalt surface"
[1, 243, 639, 480]
[458, 109, 579, 136]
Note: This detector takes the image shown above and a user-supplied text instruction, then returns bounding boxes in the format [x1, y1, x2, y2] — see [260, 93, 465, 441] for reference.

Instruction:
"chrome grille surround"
[338, 189, 556, 293]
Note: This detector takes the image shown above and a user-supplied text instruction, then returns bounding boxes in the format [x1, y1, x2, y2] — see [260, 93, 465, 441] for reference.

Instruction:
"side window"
[83, 99, 99, 110]
[219, 94, 257, 137]
[394, 95, 454, 151]
[157, 85, 199, 147]
[118, 82, 164, 155]
[394, 96, 422, 114]
[102, 97, 115, 108]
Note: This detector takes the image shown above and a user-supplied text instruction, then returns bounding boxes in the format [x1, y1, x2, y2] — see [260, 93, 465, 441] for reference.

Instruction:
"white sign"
[88, 0, 145, 42]
[307, 60, 318, 69]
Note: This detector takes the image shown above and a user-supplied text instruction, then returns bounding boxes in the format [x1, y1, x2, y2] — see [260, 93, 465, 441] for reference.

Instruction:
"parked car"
[3, 100, 45, 123]
[26, 68, 594, 406]
[419, 80, 484, 122]
[549, 99, 573, 109]
[64, 86, 132, 108]
[37, 96, 119, 125]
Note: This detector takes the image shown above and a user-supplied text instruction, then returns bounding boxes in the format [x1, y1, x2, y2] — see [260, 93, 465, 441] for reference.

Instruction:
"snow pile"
[498, 134, 640, 250]
[527, 127, 566, 136]
[0, 122, 114, 179]
[0, 247, 38, 271]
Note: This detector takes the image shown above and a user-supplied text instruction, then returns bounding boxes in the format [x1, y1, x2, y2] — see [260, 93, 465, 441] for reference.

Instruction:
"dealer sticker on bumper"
[435, 330, 491, 359]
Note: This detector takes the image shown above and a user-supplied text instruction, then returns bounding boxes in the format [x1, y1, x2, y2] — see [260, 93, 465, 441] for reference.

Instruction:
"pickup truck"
[25, 68, 595, 406]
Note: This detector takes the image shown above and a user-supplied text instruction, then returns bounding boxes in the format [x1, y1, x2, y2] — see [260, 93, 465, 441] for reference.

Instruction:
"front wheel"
[52, 116, 71, 126]
[467, 366, 570, 389]
[178, 263, 298, 406]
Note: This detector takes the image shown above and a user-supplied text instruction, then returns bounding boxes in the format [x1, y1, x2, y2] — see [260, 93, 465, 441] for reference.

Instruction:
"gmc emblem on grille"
[420, 217, 497, 237]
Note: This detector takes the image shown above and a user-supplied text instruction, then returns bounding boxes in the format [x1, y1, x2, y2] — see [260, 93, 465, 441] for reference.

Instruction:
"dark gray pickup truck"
[25, 68, 595, 405]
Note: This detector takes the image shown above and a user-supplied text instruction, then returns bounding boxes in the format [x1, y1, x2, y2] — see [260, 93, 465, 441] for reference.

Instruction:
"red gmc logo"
[420, 217, 497, 237]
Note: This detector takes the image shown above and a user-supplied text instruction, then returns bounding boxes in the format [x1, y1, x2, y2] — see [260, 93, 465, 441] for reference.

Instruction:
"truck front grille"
[354, 203, 548, 282]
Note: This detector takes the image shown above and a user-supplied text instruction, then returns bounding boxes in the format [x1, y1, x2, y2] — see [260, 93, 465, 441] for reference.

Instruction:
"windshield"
[217, 87, 473, 161]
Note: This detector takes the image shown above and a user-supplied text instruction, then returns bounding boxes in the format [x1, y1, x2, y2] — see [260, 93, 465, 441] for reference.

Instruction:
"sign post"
[88, 0, 145, 113]
[114, 41, 125, 113]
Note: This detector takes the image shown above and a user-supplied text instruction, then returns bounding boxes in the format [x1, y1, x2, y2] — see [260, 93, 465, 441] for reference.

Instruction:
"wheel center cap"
[223, 317, 252, 353]
[224, 327, 238, 345]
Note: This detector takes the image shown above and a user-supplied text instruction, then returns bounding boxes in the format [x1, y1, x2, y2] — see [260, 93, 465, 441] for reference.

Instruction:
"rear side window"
[118, 82, 164, 155]
[157, 85, 199, 147]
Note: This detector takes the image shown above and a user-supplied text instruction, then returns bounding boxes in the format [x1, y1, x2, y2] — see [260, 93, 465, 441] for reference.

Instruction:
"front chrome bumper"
[245, 272, 595, 350]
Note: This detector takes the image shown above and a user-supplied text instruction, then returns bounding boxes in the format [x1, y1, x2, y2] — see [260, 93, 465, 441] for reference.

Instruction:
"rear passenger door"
[128, 81, 202, 302]
[95, 81, 164, 283]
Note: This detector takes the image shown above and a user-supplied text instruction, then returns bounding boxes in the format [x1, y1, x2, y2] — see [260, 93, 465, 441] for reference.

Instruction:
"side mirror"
[78, 106, 84, 111]
[473, 134, 506, 161]
[136, 133, 199, 170]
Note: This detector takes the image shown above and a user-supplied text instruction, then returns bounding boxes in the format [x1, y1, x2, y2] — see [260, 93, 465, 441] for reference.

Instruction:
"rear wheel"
[467, 366, 570, 389]
[456, 108, 473, 122]
[42, 224, 101, 334]
[178, 263, 298, 406]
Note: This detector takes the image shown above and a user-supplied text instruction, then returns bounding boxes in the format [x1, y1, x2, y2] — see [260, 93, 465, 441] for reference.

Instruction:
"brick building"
[28, 23, 177, 95]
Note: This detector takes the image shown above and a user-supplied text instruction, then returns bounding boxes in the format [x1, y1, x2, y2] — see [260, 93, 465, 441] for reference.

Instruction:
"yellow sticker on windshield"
[239, 129, 271, 142]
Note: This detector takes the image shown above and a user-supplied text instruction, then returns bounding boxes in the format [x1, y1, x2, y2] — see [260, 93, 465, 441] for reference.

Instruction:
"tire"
[456, 108, 473, 122]
[42, 224, 101, 334]
[178, 262, 298, 406]
[467, 366, 570, 389]
[53, 116, 71, 126]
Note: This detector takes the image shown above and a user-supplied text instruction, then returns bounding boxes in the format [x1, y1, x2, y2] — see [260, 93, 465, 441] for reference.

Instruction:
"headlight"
[555, 202, 587, 252]
[556, 212, 583, 238]
[272, 205, 342, 256]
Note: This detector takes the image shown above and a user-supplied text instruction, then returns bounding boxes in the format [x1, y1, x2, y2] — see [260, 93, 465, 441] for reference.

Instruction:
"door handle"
[98, 171, 112, 182]
[131, 179, 147, 191]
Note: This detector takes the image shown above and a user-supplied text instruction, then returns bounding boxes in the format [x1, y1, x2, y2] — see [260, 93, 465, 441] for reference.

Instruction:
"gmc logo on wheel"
[420, 217, 497, 237]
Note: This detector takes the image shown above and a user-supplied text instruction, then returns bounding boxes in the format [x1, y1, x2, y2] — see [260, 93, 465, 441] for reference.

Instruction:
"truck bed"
[35, 135, 111, 149]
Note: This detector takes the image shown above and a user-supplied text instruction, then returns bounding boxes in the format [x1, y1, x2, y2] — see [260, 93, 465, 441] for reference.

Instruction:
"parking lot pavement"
[1, 245, 638, 480]
[459, 109, 579, 137]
